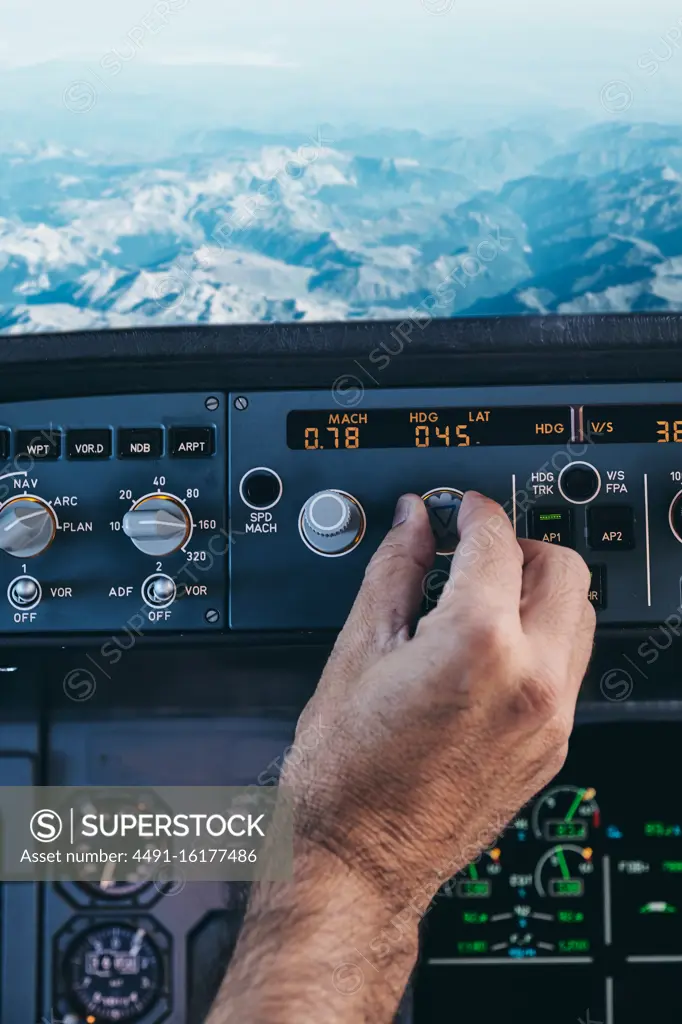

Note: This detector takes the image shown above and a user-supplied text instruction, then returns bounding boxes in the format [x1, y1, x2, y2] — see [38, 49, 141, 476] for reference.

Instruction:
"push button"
[587, 506, 635, 550]
[588, 565, 606, 609]
[67, 429, 112, 459]
[0, 430, 8, 459]
[170, 426, 215, 458]
[240, 468, 283, 510]
[558, 462, 601, 504]
[527, 507, 574, 548]
[15, 430, 61, 460]
[118, 428, 163, 459]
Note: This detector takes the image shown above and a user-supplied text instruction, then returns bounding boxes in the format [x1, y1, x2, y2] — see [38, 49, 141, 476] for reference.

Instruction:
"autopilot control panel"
[229, 382, 682, 630]
[5, 382, 682, 635]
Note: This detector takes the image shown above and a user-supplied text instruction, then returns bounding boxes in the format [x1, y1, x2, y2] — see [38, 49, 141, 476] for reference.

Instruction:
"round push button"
[422, 487, 464, 556]
[299, 490, 366, 556]
[239, 468, 283, 511]
[557, 462, 601, 505]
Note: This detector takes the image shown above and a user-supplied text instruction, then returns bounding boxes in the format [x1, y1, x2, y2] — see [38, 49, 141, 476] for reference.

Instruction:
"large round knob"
[122, 495, 191, 556]
[299, 490, 365, 556]
[0, 497, 56, 558]
[669, 490, 682, 544]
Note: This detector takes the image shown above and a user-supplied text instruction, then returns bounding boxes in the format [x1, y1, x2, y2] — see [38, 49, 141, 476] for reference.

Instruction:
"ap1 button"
[528, 507, 574, 548]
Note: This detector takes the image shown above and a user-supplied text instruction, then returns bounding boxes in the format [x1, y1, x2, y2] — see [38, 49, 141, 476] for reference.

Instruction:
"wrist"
[210, 837, 419, 1024]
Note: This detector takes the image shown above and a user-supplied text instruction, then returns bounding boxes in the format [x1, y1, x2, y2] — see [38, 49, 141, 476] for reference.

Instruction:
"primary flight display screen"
[583, 405, 682, 444]
[287, 407, 572, 450]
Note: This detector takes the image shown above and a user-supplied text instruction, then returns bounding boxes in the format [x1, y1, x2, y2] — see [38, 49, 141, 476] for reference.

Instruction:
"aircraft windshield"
[1, 0, 681, 334]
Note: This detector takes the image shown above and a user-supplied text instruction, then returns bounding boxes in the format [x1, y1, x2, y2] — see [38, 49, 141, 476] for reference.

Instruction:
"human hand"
[211, 491, 596, 1024]
[283, 490, 596, 912]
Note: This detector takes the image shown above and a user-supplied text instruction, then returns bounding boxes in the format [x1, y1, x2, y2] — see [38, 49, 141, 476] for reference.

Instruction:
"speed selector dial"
[300, 490, 366, 556]
[0, 496, 57, 558]
[122, 494, 191, 556]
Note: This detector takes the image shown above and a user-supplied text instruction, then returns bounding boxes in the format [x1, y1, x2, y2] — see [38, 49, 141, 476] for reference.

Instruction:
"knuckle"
[545, 544, 591, 588]
[462, 616, 515, 664]
[507, 671, 562, 723]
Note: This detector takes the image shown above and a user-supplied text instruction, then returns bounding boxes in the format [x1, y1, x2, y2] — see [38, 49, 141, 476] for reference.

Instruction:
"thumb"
[330, 494, 436, 676]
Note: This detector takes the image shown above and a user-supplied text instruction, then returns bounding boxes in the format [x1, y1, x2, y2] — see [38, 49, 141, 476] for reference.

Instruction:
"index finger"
[437, 491, 524, 619]
[518, 538, 594, 651]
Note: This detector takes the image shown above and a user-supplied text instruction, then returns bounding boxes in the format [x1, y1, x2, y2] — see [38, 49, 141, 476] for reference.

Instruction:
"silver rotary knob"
[123, 495, 190, 556]
[142, 573, 177, 609]
[7, 575, 42, 611]
[0, 497, 56, 558]
[300, 490, 365, 556]
[304, 491, 352, 536]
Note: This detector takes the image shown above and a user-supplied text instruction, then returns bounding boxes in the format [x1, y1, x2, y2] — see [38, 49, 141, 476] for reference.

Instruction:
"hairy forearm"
[207, 841, 419, 1024]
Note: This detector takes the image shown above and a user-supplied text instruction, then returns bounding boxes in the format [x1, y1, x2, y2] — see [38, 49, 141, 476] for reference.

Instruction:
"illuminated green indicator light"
[558, 911, 584, 923]
[551, 879, 583, 896]
[663, 861, 682, 873]
[558, 939, 590, 952]
[640, 901, 677, 914]
[463, 912, 488, 924]
[539, 513, 563, 521]
[645, 821, 682, 837]
[457, 941, 488, 954]
[548, 821, 587, 840]
[460, 881, 490, 897]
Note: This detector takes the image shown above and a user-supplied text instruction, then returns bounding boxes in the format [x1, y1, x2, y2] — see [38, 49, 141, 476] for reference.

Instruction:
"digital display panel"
[583, 405, 682, 444]
[287, 407, 572, 450]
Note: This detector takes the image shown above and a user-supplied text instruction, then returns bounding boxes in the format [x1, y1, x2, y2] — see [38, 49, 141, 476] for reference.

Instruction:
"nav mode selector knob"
[142, 573, 177, 609]
[0, 496, 57, 558]
[558, 462, 601, 505]
[123, 494, 191, 556]
[299, 490, 366, 556]
[7, 575, 42, 611]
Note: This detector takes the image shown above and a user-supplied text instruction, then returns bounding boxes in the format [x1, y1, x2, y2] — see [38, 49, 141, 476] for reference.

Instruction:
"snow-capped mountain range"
[3, 120, 682, 334]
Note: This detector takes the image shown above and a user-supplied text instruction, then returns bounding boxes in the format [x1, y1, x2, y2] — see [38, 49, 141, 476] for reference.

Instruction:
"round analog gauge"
[79, 879, 151, 899]
[68, 792, 171, 891]
[534, 844, 596, 899]
[65, 923, 163, 1022]
[531, 786, 600, 843]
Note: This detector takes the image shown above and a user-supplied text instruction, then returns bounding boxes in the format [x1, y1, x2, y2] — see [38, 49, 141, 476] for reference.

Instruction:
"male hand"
[212, 490, 596, 1024]
[284, 490, 596, 911]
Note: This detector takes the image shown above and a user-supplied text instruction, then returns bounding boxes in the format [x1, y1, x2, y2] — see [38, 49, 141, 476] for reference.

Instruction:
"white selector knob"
[304, 491, 352, 536]
[0, 497, 56, 558]
[299, 490, 366, 556]
[122, 495, 190, 556]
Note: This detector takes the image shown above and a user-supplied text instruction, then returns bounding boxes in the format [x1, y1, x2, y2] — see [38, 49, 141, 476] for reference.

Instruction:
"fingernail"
[392, 495, 411, 528]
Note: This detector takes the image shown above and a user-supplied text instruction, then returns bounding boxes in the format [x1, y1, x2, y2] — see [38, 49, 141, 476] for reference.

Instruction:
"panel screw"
[234, 396, 249, 411]
[205, 396, 220, 411]
[205, 609, 220, 623]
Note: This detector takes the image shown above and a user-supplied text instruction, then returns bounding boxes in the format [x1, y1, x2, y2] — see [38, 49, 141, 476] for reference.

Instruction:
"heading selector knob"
[123, 495, 191, 556]
[300, 490, 366, 556]
[0, 497, 56, 558]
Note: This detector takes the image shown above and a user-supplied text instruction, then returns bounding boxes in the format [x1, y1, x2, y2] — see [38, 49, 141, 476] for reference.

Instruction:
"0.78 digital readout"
[287, 407, 571, 450]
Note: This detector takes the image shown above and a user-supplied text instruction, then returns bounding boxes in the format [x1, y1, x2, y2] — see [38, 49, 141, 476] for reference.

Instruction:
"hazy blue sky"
[2, 0, 682, 138]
